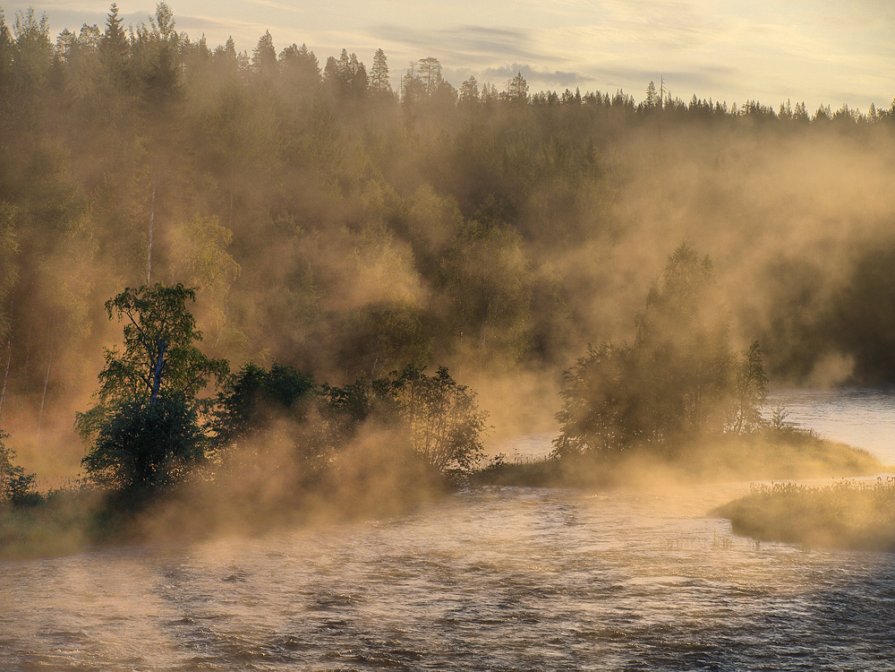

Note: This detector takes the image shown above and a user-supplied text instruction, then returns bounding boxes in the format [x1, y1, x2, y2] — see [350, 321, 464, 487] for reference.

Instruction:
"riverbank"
[0, 448, 451, 560]
[473, 430, 884, 488]
[715, 479, 895, 551]
[2, 428, 885, 560]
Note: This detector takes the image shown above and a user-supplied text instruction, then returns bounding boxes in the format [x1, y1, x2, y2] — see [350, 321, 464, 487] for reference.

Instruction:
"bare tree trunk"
[0, 339, 11, 422]
[36, 355, 51, 446]
[147, 181, 156, 285]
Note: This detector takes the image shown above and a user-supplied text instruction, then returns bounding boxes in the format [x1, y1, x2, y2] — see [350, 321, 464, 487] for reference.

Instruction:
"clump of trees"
[553, 245, 768, 459]
[316, 366, 486, 475]
[75, 283, 485, 497]
[212, 362, 316, 449]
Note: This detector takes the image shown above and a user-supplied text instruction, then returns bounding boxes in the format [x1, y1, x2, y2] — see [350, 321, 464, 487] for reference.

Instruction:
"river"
[2, 391, 894, 670]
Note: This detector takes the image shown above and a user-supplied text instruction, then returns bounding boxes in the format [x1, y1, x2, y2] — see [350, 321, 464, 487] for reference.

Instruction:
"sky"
[3, 0, 893, 111]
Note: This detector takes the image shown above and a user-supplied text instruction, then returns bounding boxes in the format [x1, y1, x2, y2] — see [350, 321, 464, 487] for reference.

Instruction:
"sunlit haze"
[4, 0, 893, 110]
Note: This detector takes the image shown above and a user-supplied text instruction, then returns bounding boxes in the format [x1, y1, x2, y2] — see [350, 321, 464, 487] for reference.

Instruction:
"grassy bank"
[472, 429, 884, 489]
[715, 479, 895, 551]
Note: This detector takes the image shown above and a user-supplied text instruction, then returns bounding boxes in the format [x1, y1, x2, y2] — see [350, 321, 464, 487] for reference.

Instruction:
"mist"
[2, 4, 895, 670]
[2, 9, 893, 482]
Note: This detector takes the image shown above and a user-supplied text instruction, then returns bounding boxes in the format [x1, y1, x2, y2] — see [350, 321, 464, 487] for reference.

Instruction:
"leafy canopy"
[79, 283, 227, 492]
[212, 363, 315, 448]
[81, 393, 205, 491]
[95, 283, 228, 406]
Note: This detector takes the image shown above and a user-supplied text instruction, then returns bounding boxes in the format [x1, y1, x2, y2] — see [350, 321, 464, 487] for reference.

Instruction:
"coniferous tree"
[12, 9, 53, 91]
[369, 48, 390, 95]
[100, 2, 130, 86]
[459, 75, 479, 105]
[505, 71, 528, 103]
[279, 42, 320, 92]
[252, 30, 277, 78]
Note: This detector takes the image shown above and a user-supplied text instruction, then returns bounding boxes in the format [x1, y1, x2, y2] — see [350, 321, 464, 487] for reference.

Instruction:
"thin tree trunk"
[36, 355, 51, 446]
[0, 339, 11, 422]
[147, 181, 156, 285]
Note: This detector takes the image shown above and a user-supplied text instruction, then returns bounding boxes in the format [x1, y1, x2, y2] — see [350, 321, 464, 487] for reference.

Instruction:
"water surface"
[3, 391, 895, 670]
[767, 388, 895, 463]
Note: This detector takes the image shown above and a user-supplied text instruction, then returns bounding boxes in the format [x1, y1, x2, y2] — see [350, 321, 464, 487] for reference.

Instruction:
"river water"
[2, 391, 895, 670]
[767, 388, 895, 464]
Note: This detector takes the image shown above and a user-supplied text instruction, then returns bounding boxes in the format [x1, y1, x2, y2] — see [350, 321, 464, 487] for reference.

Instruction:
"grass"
[472, 428, 884, 489]
[715, 478, 895, 551]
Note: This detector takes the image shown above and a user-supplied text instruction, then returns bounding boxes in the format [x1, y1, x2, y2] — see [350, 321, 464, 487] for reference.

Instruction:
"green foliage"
[554, 246, 766, 459]
[553, 342, 641, 457]
[393, 366, 487, 474]
[321, 366, 486, 476]
[0, 430, 38, 505]
[79, 284, 227, 492]
[93, 283, 228, 407]
[213, 363, 315, 446]
[80, 393, 205, 491]
[321, 375, 394, 426]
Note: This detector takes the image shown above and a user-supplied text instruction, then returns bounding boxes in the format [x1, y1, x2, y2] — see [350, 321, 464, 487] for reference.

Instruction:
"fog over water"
[3, 391, 895, 671]
[1, 7, 894, 666]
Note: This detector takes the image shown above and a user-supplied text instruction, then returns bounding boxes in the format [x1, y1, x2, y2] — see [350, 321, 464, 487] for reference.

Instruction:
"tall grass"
[716, 478, 895, 551]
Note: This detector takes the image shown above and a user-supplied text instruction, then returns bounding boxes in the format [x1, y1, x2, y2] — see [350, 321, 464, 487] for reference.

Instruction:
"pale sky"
[3, 0, 893, 111]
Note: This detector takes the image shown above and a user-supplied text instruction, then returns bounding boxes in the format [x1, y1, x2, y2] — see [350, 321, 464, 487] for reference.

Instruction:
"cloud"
[242, 0, 306, 15]
[171, 13, 269, 36]
[483, 63, 589, 88]
[369, 24, 555, 68]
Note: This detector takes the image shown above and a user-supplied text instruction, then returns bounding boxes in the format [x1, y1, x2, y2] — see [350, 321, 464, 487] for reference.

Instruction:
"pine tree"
[252, 30, 277, 77]
[505, 71, 528, 103]
[369, 47, 390, 94]
[100, 1, 129, 82]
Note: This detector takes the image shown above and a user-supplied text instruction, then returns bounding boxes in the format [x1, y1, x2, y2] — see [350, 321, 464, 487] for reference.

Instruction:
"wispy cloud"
[369, 24, 554, 68]
[484, 63, 589, 87]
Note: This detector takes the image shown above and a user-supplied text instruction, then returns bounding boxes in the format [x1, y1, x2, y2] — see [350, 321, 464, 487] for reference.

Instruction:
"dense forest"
[1, 3, 894, 483]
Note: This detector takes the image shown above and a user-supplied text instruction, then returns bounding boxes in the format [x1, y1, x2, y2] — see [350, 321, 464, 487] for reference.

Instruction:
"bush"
[392, 366, 487, 475]
[212, 363, 316, 447]
[0, 431, 39, 506]
[322, 366, 487, 477]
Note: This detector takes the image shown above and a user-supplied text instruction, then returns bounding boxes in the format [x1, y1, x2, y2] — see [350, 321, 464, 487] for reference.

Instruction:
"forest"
[1, 2, 895, 489]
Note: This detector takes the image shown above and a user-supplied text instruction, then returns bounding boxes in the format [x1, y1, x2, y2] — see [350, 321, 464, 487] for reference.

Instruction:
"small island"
[477, 246, 884, 489]
[715, 479, 895, 551]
